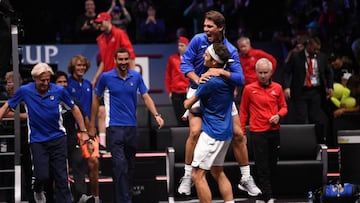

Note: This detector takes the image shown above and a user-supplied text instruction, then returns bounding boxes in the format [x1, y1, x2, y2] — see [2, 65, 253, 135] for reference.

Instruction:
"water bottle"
[0, 139, 7, 152]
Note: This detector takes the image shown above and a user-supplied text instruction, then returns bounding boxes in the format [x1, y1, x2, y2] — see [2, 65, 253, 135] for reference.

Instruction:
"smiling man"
[0, 63, 88, 203]
[179, 10, 261, 197]
[89, 47, 164, 203]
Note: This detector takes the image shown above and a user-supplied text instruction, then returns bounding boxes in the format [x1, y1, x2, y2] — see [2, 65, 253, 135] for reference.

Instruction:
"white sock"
[184, 164, 192, 177]
[99, 133, 106, 147]
[225, 201, 235, 203]
[94, 196, 100, 203]
[240, 165, 250, 180]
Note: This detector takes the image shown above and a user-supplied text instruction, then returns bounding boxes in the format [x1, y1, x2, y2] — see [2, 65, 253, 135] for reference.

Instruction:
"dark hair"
[212, 42, 229, 66]
[114, 47, 130, 58]
[304, 36, 321, 46]
[204, 10, 226, 30]
[52, 70, 68, 83]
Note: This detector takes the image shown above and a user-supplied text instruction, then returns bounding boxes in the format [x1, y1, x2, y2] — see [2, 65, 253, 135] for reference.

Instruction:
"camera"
[87, 20, 94, 26]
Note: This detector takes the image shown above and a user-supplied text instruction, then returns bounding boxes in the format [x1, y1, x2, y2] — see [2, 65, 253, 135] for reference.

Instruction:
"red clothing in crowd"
[239, 48, 277, 85]
[165, 54, 189, 93]
[240, 81, 287, 133]
[97, 26, 135, 72]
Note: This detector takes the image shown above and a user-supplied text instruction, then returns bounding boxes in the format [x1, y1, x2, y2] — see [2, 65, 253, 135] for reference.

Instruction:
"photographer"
[74, 0, 100, 43]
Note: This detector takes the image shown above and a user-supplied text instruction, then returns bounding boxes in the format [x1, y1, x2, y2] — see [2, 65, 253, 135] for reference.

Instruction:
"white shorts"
[191, 131, 231, 170]
[186, 87, 238, 116]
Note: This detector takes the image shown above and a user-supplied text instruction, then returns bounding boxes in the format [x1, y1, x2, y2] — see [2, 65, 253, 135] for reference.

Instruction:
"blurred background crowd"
[5, 0, 358, 50]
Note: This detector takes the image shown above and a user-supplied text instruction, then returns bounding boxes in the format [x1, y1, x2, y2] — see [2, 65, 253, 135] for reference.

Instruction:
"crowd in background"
[2, 1, 358, 68]
[1, 0, 360, 201]
[7, 1, 356, 45]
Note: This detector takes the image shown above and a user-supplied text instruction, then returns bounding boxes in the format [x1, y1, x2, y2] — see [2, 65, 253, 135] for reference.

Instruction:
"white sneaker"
[78, 194, 92, 203]
[34, 191, 46, 203]
[177, 175, 193, 195]
[267, 198, 275, 203]
[255, 200, 266, 203]
[238, 175, 262, 196]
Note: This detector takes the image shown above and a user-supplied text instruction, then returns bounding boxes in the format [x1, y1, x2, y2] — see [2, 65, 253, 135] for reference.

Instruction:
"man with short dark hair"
[89, 47, 164, 203]
[184, 42, 236, 203]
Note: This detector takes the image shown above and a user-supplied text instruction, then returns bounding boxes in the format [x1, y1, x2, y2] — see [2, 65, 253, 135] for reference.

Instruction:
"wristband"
[154, 113, 161, 118]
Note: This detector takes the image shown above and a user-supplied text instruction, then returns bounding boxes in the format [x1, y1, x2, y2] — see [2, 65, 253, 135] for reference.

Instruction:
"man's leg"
[232, 115, 261, 196]
[31, 142, 48, 203]
[68, 146, 87, 202]
[50, 136, 72, 203]
[192, 167, 211, 203]
[211, 166, 234, 202]
[88, 157, 100, 203]
[177, 113, 202, 195]
[98, 102, 107, 148]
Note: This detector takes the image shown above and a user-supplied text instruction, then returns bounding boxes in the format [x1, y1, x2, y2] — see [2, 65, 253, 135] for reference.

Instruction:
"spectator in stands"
[351, 38, 360, 74]
[183, 42, 235, 203]
[237, 36, 278, 86]
[306, 20, 330, 52]
[66, 55, 101, 203]
[318, 0, 338, 42]
[329, 53, 355, 84]
[283, 37, 334, 143]
[0, 0, 11, 79]
[165, 36, 190, 127]
[131, 0, 152, 43]
[183, 0, 212, 36]
[138, 5, 166, 43]
[0, 63, 88, 203]
[92, 11, 136, 150]
[272, 10, 307, 52]
[240, 58, 288, 203]
[284, 34, 306, 63]
[88, 47, 164, 203]
[74, 0, 100, 43]
[107, 0, 132, 31]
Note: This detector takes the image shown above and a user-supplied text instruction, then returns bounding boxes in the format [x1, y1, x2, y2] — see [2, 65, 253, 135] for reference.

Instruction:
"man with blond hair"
[0, 63, 88, 203]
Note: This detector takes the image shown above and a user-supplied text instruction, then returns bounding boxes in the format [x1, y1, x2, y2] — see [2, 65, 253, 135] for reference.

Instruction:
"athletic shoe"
[238, 175, 262, 196]
[267, 198, 275, 203]
[177, 175, 193, 195]
[78, 194, 92, 203]
[34, 191, 46, 203]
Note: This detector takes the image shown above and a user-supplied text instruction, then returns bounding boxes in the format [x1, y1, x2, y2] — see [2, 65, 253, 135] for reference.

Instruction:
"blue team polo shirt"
[8, 83, 75, 143]
[67, 76, 93, 119]
[180, 33, 245, 89]
[95, 69, 148, 127]
[195, 77, 234, 141]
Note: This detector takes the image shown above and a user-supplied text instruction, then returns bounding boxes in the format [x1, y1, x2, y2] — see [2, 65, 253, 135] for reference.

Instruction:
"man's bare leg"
[177, 113, 202, 195]
[192, 167, 211, 203]
[88, 157, 100, 203]
[211, 166, 234, 202]
[232, 115, 261, 196]
[232, 116, 249, 165]
[98, 105, 106, 148]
